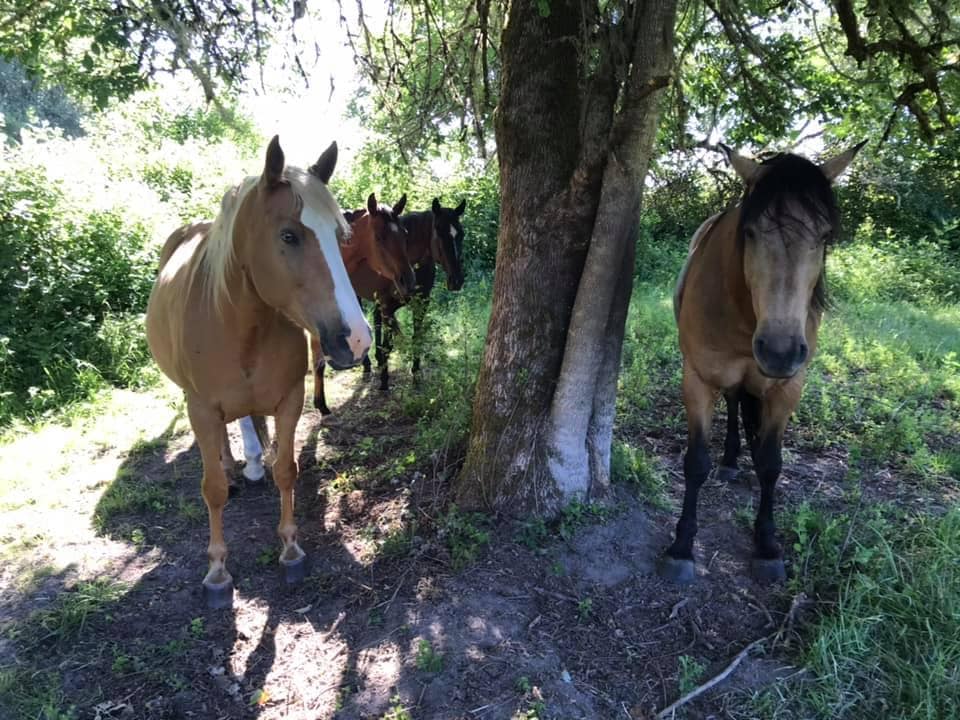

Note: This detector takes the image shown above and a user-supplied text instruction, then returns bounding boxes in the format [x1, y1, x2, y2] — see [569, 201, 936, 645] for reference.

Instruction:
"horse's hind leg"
[411, 296, 427, 379]
[718, 390, 741, 483]
[659, 365, 715, 584]
[238, 416, 265, 481]
[748, 386, 799, 583]
[272, 383, 307, 584]
[310, 334, 331, 415]
[188, 398, 234, 608]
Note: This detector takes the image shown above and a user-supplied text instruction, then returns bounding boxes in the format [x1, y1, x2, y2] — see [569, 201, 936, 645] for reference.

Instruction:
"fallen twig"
[655, 634, 769, 719]
[655, 592, 808, 718]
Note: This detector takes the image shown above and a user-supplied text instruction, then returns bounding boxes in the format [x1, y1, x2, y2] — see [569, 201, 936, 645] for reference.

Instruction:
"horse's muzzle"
[753, 333, 808, 379]
[320, 324, 362, 371]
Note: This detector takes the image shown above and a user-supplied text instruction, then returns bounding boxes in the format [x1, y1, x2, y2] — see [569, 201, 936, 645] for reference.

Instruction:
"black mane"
[737, 153, 839, 313]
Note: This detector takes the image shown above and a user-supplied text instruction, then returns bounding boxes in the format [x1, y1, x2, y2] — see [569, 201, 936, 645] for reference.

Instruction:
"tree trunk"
[453, 0, 678, 515]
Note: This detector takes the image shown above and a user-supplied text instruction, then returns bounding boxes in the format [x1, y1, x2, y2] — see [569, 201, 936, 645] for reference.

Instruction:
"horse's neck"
[402, 214, 435, 266]
[701, 207, 753, 321]
[341, 215, 373, 275]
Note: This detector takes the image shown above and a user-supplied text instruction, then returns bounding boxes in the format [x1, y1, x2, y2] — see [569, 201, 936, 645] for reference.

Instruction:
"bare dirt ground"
[1, 366, 949, 720]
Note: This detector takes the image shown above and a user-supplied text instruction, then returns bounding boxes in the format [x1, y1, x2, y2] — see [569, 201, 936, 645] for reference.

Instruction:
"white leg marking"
[238, 416, 265, 482]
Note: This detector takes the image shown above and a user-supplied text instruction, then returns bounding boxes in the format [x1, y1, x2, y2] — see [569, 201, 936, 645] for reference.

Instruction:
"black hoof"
[281, 555, 307, 585]
[657, 555, 696, 584]
[751, 557, 787, 583]
[314, 400, 331, 415]
[203, 578, 234, 609]
[717, 465, 739, 483]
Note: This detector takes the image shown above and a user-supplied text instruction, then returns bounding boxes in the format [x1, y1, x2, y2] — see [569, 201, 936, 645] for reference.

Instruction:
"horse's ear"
[367, 193, 378, 215]
[719, 143, 760, 184]
[820, 140, 867, 182]
[309, 141, 338, 184]
[431, 197, 442, 214]
[262, 135, 285, 189]
[454, 198, 466, 216]
[393, 193, 407, 216]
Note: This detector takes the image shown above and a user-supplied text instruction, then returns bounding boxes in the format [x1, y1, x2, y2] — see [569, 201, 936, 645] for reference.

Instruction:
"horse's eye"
[280, 229, 300, 246]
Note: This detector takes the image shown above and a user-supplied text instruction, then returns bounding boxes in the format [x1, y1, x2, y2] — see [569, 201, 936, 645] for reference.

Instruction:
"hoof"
[242, 458, 265, 483]
[281, 553, 307, 585]
[717, 465, 739, 483]
[314, 400, 331, 416]
[657, 555, 696, 584]
[202, 577, 234, 610]
[751, 557, 787, 583]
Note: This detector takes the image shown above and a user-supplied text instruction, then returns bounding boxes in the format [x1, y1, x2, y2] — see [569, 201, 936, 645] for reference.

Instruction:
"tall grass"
[782, 506, 960, 719]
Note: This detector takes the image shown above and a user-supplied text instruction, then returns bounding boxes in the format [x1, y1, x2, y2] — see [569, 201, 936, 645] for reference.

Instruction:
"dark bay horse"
[309, 192, 415, 413]
[356, 197, 467, 391]
[659, 141, 865, 585]
[145, 136, 371, 608]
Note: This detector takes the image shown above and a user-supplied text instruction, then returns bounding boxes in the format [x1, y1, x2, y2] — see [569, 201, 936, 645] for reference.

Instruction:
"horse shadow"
[51, 369, 463, 718]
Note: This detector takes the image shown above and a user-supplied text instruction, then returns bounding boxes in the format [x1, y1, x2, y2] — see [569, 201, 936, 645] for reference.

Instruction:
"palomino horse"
[230, 194, 414, 478]
[224, 194, 413, 477]
[659, 141, 865, 584]
[145, 136, 371, 608]
[309, 193, 416, 413]
[354, 197, 467, 391]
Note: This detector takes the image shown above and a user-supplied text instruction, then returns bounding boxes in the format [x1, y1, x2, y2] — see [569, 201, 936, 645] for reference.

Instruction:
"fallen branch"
[655, 634, 769, 719]
[655, 592, 808, 718]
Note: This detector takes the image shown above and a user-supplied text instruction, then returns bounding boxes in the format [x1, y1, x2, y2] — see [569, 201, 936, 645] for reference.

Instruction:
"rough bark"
[454, 0, 678, 514]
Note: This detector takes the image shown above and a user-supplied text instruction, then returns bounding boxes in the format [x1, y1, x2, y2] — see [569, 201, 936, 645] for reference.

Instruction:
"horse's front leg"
[659, 364, 715, 584]
[749, 384, 799, 583]
[310, 334, 331, 415]
[272, 382, 307, 583]
[188, 398, 234, 608]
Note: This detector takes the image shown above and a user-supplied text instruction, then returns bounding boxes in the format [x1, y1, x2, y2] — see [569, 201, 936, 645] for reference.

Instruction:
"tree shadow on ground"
[1, 365, 874, 720]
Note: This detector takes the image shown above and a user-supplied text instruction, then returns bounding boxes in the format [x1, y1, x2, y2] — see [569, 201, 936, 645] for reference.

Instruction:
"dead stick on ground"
[655, 634, 770, 719]
[655, 592, 807, 718]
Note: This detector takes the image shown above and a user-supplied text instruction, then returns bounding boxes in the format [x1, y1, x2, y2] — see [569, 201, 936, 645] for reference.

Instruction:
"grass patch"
[610, 439, 670, 509]
[18, 578, 127, 647]
[439, 505, 490, 570]
[0, 668, 76, 720]
[778, 505, 960, 718]
[414, 638, 444, 673]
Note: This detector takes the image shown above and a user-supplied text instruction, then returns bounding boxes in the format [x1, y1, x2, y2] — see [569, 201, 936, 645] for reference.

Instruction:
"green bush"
[0, 164, 154, 425]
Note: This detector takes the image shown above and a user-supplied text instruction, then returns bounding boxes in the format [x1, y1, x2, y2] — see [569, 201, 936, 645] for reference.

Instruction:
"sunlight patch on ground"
[253, 614, 348, 716]
[353, 641, 402, 712]
[0, 382, 186, 613]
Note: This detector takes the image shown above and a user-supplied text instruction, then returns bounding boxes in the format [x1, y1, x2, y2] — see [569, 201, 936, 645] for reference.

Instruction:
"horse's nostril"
[797, 341, 809, 362]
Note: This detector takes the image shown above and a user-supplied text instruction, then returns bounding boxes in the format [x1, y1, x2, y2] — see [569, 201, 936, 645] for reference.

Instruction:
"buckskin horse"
[145, 136, 371, 608]
[354, 197, 467, 391]
[659, 141, 865, 584]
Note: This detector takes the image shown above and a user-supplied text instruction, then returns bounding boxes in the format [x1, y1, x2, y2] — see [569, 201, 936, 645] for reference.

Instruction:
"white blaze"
[301, 206, 372, 360]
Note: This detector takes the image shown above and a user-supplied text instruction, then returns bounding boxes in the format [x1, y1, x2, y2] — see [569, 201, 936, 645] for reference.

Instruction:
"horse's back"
[157, 221, 212, 270]
[673, 212, 724, 324]
[146, 222, 211, 389]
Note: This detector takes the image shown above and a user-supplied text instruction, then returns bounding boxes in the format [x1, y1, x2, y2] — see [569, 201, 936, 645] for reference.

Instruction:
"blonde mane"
[194, 166, 352, 316]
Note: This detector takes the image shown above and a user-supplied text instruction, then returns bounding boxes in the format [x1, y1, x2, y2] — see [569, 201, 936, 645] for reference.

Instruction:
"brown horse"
[309, 192, 416, 413]
[145, 136, 371, 608]
[357, 197, 467, 391]
[659, 141, 865, 585]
